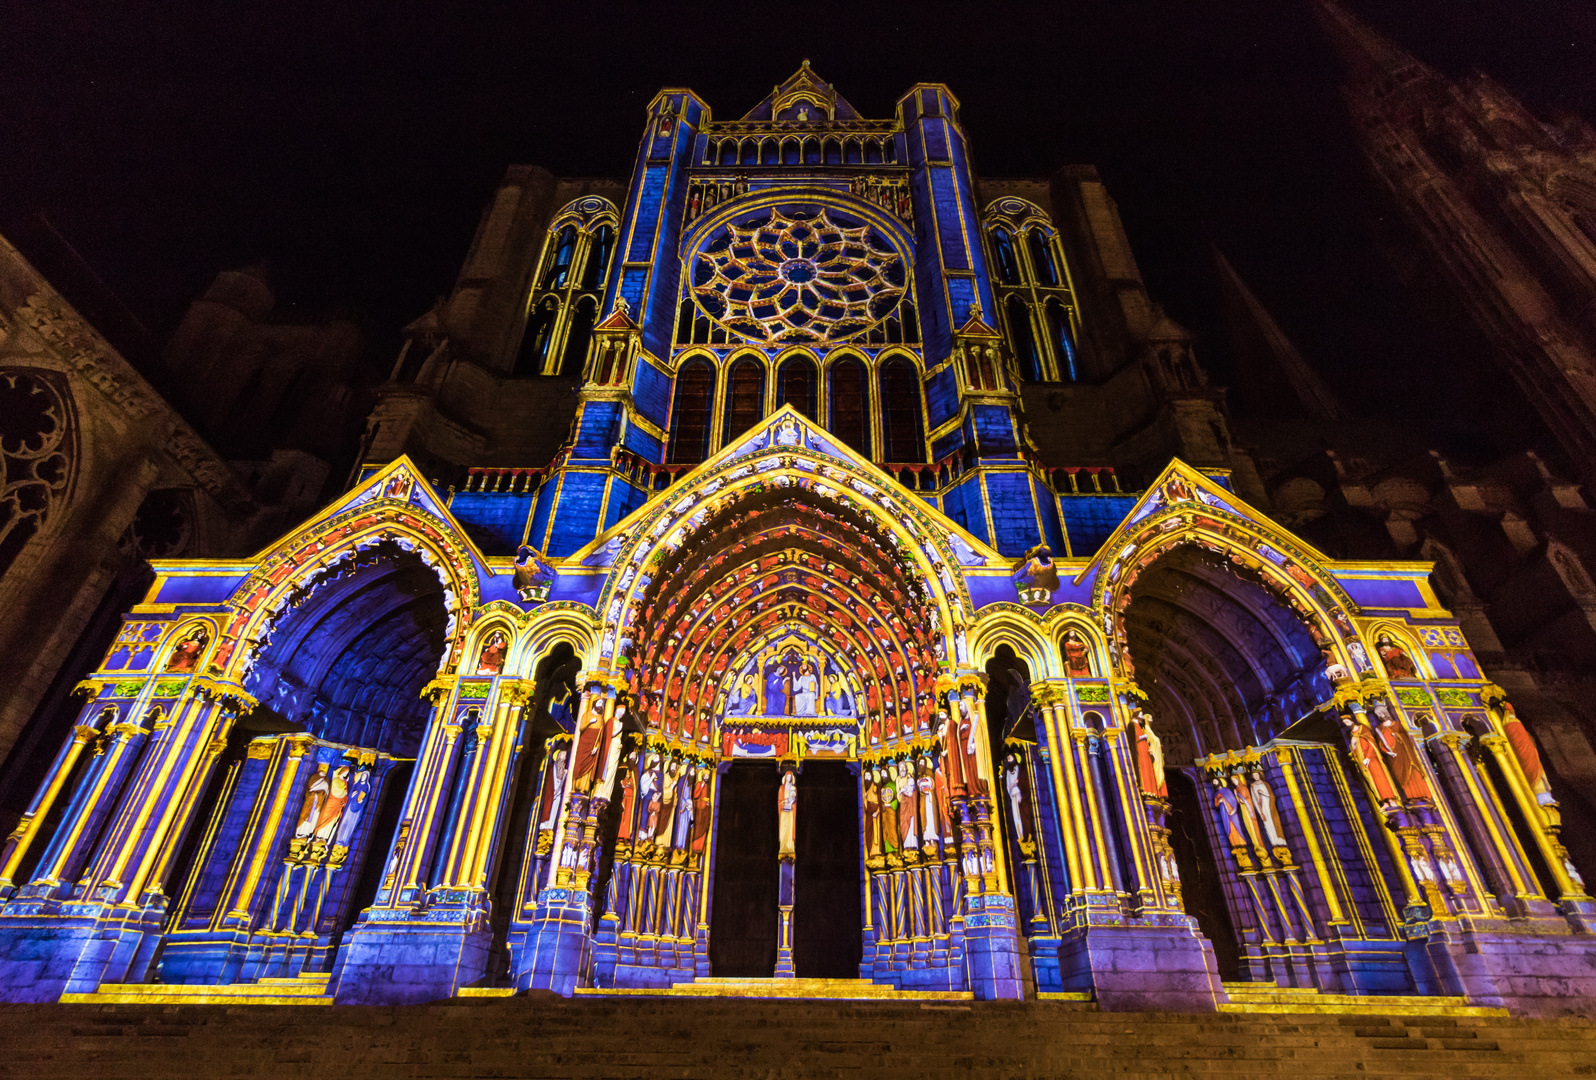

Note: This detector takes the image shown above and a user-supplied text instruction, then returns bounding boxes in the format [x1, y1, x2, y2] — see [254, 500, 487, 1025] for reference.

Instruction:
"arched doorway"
[155, 541, 450, 984]
[588, 473, 969, 991]
[1119, 543, 1333, 983]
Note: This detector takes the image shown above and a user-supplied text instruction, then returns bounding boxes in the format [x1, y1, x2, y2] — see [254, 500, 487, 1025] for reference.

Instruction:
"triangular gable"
[741, 61, 861, 121]
[1069, 457, 1334, 585]
[255, 455, 493, 577]
[566, 403, 1003, 568]
[594, 301, 639, 332]
[955, 309, 1002, 339]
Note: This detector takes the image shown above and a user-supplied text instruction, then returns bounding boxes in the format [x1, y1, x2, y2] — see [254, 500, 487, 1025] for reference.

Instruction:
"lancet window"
[879, 356, 925, 463]
[514, 198, 620, 377]
[828, 355, 871, 458]
[983, 200, 1082, 383]
[669, 358, 716, 465]
[777, 355, 817, 419]
[722, 357, 767, 444]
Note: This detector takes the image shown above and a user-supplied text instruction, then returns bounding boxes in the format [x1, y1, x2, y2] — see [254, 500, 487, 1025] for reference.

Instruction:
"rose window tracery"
[692, 208, 905, 343]
[0, 367, 74, 582]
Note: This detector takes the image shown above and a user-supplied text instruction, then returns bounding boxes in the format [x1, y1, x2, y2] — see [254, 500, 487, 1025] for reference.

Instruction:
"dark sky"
[4, 1, 1593, 453]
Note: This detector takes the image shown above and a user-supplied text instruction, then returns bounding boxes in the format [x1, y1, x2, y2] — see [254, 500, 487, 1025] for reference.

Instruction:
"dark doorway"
[793, 761, 863, 978]
[1165, 770, 1239, 980]
[709, 761, 779, 976]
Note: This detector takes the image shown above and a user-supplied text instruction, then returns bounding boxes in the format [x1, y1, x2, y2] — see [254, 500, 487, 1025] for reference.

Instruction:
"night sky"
[4, 1, 1593, 459]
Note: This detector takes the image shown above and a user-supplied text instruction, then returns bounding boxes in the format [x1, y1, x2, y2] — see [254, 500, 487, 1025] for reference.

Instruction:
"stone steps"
[574, 976, 975, 1000]
[58, 972, 334, 1006]
[1, 997, 1592, 1078]
[1219, 980, 1509, 1017]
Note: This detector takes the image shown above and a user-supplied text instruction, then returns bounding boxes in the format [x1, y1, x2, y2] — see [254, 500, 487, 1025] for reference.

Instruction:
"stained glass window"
[723, 358, 766, 443]
[670, 360, 715, 464]
[777, 356, 817, 419]
[880, 358, 924, 463]
[692, 208, 905, 344]
[829, 356, 870, 457]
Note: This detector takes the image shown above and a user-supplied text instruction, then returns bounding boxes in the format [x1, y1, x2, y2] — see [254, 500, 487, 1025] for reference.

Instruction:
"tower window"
[723, 357, 766, 444]
[669, 360, 716, 465]
[516, 299, 559, 376]
[579, 225, 615, 291]
[560, 297, 596, 377]
[777, 355, 817, 419]
[992, 228, 1020, 285]
[1047, 299, 1078, 381]
[542, 226, 577, 291]
[829, 356, 870, 457]
[1027, 229, 1059, 286]
[879, 357, 924, 463]
[1006, 295, 1041, 382]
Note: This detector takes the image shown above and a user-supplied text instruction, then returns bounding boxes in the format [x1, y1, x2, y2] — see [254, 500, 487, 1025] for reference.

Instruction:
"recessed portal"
[793, 761, 863, 978]
[708, 761, 779, 976]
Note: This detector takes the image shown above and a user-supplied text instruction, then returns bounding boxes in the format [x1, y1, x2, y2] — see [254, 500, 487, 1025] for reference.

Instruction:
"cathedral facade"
[0, 56, 1593, 1017]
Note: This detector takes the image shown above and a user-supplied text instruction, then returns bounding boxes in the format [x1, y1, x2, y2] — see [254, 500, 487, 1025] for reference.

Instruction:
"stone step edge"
[1219, 1001, 1509, 1018]
[60, 990, 333, 1006]
[574, 984, 976, 1001]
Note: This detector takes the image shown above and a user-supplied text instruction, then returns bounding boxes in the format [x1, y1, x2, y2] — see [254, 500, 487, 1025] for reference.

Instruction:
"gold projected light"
[692, 208, 905, 343]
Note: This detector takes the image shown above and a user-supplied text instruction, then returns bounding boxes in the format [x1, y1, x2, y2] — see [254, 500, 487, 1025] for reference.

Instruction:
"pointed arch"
[827, 354, 871, 458]
[878, 355, 924, 463]
[722, 356, 767, 445]
[776, 353, 818, 420]
[970, 611, 1057, 680]
[218, 477, 483, 687]
[669, 357, 716, 466]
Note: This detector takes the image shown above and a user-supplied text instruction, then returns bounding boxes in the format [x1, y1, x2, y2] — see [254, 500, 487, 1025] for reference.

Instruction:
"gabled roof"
[252, 455, 492, 577]
[741, 60, 863, 122]
[1070, 457, 1335, 584]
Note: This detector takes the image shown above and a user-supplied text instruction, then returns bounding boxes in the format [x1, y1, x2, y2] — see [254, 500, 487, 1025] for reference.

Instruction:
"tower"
[1317, 0, 1596, 493]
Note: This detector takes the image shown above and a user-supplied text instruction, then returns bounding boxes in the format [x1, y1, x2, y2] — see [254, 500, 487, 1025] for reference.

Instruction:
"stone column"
[1478, 731, 1595, 929]
[1427, 730, 1552, 919]
[0, 696, 105, 895]
[515, 674, 628, 995]
[945, 677, 1022, 1001]
[1050, 682, 1224, 1012]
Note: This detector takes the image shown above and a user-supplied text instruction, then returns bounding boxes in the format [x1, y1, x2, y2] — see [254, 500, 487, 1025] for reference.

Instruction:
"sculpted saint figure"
[1249, 770, 1287, 848]
[165, 626, 208, 673]
[1062, 630, 1092, 678]
[1497, 703, 1555, 805]
[778, 771, 797, 860]
[1376, 635, 1418, 679]
[1132, 712, 1167, 799]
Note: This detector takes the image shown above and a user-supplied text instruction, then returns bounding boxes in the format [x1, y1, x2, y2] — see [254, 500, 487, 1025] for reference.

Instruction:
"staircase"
[59, 972, 333, 1006]
[1220, 980, 1508, 1017]
[4, 994, 1592, 1078]
[576, 976, 974, 1000]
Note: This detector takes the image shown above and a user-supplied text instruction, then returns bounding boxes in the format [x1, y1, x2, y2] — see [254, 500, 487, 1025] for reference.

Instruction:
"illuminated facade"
[0, 61, 1593, 1017]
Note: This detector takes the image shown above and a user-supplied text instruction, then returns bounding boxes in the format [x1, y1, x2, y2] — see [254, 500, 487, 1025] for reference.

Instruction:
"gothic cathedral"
[1, 57, 1593, 1017]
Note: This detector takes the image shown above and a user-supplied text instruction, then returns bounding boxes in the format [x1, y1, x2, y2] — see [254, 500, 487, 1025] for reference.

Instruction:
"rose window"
[692, 208, 905, 343]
